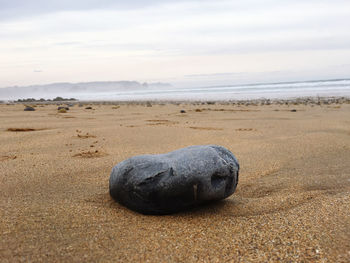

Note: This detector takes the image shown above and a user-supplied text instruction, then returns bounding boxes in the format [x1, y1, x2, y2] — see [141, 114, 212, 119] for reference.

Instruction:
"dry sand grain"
[0, 102, 349, 262]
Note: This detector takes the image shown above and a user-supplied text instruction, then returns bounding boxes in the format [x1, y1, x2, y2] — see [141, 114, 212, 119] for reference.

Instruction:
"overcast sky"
[1, 0, 350, 88]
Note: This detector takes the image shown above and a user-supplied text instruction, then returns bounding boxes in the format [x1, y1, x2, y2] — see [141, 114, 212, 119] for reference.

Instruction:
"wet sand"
[1, 102, 349, 262]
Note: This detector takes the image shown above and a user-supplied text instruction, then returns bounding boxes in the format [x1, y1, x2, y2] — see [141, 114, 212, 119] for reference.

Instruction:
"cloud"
[0, 0, 218, 21]
[0, 0, 350, 87]
[0, 0, 152, 21]
[2, 0, 347, 21]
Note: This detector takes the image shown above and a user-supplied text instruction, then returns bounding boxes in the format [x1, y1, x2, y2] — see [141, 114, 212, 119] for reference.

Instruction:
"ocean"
[77, 79, 350, 101]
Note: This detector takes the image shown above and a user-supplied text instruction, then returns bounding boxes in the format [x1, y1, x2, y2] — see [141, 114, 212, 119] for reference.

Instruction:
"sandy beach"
[1, 101, 349, 262]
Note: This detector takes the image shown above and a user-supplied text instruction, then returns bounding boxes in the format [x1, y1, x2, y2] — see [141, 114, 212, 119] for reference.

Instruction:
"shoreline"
[2, 96, 350, 106]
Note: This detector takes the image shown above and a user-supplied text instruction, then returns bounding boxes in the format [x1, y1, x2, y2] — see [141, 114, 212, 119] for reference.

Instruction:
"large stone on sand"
[109, 145, 239, 214]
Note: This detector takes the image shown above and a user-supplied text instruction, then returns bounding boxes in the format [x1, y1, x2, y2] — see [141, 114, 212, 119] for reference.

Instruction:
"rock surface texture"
[109, 145, 239, 214]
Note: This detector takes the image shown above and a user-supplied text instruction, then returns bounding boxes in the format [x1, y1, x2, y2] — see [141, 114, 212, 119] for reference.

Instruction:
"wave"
[77, 79, 350, 100]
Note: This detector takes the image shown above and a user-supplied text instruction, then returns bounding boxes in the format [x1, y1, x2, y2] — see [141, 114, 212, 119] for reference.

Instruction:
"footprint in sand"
[0, 155, 17, 161]
[75, 130, 96, 139]
[189, 126, 223, 131]
[72, 150, 107, 158]
[146, 119, 179, 126]
[235, 128, 257, 131]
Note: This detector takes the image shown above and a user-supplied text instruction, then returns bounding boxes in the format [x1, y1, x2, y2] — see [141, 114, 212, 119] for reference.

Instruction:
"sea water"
[77, 79, 350, 101]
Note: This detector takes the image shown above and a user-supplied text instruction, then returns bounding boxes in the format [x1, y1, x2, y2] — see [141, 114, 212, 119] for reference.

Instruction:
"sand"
[0, 102, 349, 262]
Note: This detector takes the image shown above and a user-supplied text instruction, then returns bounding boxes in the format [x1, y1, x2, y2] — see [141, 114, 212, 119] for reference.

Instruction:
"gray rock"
[58, 106, 69, 111]
[109, 145, 239, 214]
[24, 106, 35, 111]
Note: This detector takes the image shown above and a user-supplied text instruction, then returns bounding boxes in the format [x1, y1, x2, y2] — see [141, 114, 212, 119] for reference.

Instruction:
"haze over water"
[75, 79, 350, 101]
[1, 79, 349, 101]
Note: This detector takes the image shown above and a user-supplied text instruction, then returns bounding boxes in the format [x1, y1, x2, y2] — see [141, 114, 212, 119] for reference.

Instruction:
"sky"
[1, 0, 350, 88]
